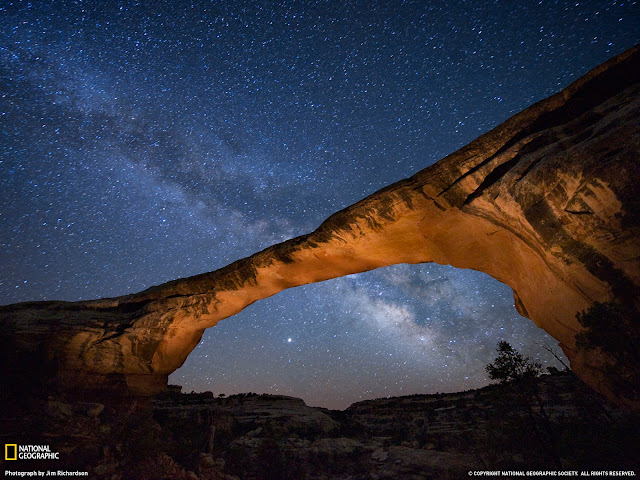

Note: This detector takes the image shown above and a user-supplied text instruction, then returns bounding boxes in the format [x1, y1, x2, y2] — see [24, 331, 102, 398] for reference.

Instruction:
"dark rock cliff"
[1, 45, 639, 407]
[4, 372, 638, 479]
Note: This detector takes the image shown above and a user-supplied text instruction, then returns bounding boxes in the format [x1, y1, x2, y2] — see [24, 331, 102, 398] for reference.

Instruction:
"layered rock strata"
[1, 46, 639, 407]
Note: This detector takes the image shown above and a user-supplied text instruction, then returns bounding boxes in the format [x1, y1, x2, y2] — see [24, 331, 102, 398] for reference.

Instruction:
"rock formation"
[11, 372, 637, 478]
[1, 45, 639, 407]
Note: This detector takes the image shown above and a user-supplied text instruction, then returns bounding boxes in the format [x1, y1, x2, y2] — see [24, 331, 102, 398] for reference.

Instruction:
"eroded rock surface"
[1, 46, 639, 407]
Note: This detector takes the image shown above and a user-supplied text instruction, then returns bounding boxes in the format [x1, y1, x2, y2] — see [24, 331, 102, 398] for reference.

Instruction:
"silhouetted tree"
[485, 341, 560, 468]
[486, 341, 542, 383]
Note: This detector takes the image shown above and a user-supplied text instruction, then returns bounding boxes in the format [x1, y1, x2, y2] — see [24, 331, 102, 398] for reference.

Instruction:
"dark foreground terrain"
[1, 370, 638, 479]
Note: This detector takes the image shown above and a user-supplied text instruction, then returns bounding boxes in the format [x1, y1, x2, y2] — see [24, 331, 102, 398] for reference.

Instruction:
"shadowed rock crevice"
[1, 45, 639, 408]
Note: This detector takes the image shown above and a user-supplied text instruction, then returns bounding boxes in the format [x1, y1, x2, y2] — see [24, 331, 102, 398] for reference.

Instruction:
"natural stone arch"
[1, 45, 639, 408]
[169, 262, 563, 406]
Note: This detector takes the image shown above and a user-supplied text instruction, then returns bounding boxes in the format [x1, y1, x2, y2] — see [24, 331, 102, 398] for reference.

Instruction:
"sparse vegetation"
[485, 341, 543, 384]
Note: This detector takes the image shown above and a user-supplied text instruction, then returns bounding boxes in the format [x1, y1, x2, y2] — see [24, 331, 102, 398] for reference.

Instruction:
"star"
[1, 0, 637, 409]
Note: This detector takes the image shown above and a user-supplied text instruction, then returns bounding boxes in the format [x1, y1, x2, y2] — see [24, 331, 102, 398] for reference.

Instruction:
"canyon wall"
[1, 46, 638, 408]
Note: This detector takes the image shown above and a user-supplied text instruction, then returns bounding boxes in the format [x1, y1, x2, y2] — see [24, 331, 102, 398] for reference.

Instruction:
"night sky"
[1, 1, 638, 410]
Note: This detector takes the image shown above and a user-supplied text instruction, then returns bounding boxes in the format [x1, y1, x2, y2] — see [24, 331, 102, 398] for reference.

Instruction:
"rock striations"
[1, 46, 639, 407]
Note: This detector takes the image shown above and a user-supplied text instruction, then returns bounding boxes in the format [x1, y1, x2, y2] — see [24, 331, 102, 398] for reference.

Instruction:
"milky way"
[1, 0, 638, 409]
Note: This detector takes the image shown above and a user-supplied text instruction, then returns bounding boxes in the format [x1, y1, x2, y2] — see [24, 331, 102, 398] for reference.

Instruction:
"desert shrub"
[486, 341, 542, 384]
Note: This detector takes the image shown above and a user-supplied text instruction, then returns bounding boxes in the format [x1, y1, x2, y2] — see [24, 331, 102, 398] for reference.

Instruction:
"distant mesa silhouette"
[1, 45, 639, 409]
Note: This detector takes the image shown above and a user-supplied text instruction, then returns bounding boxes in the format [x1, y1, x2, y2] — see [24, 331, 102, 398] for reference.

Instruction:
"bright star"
[287, 338, 292, 343]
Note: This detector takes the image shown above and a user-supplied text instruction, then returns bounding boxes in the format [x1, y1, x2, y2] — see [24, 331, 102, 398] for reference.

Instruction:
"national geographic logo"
[4, 444, 60, 460]
[5, 444, 17, 460]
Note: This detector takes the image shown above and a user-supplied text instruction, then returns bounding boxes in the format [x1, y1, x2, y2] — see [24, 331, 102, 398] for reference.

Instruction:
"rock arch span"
[1, 46, 639, 408]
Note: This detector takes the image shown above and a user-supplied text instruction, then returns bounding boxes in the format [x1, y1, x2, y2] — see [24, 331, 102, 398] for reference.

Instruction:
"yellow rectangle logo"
[5, 444, 17, 460]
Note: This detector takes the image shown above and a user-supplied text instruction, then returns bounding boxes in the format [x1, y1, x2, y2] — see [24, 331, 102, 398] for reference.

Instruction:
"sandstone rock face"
[1, 46, 638, 406]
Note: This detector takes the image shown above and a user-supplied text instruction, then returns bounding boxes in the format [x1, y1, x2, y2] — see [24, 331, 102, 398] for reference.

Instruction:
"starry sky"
[1, 0, 639, 410]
